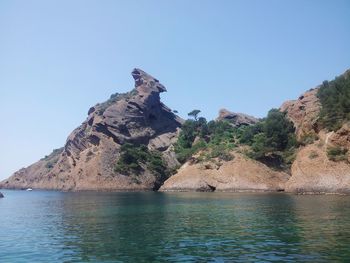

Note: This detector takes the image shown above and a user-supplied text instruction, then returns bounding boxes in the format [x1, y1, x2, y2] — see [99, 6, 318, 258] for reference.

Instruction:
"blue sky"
[0, 0, 349, 180]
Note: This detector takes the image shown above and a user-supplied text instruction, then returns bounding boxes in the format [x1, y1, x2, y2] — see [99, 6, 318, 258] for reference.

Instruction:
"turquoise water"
[1, 190, 350, 262]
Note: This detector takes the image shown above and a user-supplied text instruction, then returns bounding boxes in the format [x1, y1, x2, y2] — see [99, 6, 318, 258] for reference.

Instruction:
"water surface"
[1, 190, 350, 262]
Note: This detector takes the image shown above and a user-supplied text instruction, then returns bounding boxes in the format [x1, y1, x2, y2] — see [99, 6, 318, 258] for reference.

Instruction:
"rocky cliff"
[161, 69, 350, 194]
[280, 88, 321, 140]
[281, 79, 350, 193]
[2, 68, 350, 194]
[160, 153, 289, 192]
[1, 69, 182, 191]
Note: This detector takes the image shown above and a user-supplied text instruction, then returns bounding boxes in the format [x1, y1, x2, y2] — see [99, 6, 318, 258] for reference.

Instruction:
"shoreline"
[1, 187, 349, 196]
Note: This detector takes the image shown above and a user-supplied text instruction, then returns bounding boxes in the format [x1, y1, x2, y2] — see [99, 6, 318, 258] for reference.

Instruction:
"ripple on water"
[1, 191, 350, 262]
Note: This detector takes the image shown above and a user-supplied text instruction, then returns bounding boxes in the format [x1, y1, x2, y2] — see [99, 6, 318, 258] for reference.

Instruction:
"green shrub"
[317, 74, 350, 131]
[242, 109, 297, 169]
[327, 146, 348, 162]
[174, 117, 237, 163]
[309, 151, 319, 159]
[299, 133, 319, 145]
[237, 123, 263, 145]
[42, 148, 63, 170]
[175, 108, 297, 170]
[114, 143, 169, 181]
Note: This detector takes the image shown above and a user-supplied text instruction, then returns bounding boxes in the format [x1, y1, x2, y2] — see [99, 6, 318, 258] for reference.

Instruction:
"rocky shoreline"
[1, 69, 350, 194]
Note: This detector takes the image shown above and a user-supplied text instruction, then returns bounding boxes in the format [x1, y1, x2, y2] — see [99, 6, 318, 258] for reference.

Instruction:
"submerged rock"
[0, 192, 3, 198]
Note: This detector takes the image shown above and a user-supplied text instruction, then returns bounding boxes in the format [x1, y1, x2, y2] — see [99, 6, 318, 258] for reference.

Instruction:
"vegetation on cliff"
[174, 115, 236, 163]
[41, 148, 64, 170]
[238, 109, 297, 169]
[114, 143, 169, 182]
[317, 73, 350, 131]
[326, 146, 349, 162]
[96, 89, 138, 115]
[174, 109, 297, 170]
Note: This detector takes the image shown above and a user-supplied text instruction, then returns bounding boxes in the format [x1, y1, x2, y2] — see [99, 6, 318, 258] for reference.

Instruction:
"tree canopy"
[317, 74, 350, 131]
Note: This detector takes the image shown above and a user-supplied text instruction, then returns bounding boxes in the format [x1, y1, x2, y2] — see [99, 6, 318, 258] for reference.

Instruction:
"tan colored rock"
[285, 137, 350, 194]
[160, 153, 289, 192]
[329, 123, 350, 149]
[280, 88, 321, 139]
[2, 69, 183, 191]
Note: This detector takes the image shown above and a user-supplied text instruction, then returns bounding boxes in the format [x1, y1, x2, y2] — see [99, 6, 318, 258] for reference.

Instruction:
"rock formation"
[160, 153, 289, 192]
[281, 70, 350, 193]
[217, 109, 258, 127]
[280, 88, 321, 139]
[2, 68, 350, 194]
[0, 192, 3, 198]
[1, 69, 183, 191]
[162, 69, 350, 194]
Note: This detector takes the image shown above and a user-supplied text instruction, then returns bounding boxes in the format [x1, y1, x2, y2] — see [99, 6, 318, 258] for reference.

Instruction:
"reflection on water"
[1, 190, 350, 262]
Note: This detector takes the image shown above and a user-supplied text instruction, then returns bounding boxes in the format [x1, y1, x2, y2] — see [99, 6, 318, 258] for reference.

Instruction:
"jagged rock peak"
[132, 68, 167, 93]
[217, 108, 258, 127]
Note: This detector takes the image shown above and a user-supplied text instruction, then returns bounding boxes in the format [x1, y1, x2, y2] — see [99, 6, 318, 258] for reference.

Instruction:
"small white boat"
[26, 188, 33, 191]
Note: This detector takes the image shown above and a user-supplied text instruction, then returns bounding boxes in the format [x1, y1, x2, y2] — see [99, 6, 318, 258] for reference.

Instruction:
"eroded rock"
[280, 88, 321, 139]
[2, 69, 183, 191]
[160, 153, 289, 192]
[217, 109, 258, 127]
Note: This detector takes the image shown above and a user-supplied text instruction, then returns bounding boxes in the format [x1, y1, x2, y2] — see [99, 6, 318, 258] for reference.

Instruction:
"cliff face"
[284, 131, 350, 194]
[2, 69, 349, 194]
[280, 88, 321, 140]
[281, 70, 350, 193]
[161, 70, 350, 194]
[1, 69, 182, 191]
[160, 153, 289, 192]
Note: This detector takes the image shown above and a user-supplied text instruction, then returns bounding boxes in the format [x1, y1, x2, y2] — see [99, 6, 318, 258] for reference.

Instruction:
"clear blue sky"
[0, 0, 349, 180]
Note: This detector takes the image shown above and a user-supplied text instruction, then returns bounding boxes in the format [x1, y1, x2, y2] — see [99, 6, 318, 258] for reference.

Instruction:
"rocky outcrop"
[3, 67, 350, 194]
[160, 153, 289, 192]
[280, 88, 321, 139]
[280, 69, 350, 193]
[217, 109, 258, 127]
[285, 130, 350, 193]
[1, 69, 182, 191]
[329, 123, 350, 152]
[162, 69, 350, 194]
[0, 192, 3, 198]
